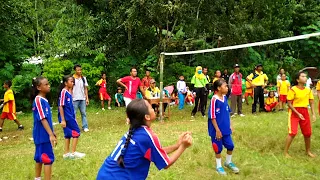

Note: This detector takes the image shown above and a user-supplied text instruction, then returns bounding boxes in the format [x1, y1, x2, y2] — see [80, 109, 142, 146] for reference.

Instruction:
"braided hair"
[117, 99, 149, 168]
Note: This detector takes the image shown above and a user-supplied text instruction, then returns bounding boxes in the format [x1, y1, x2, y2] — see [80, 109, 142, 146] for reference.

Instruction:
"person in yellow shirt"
[284, 72, 316, 158]
[246, 64, 268, 114]
[0, 80, 24, 132]
[212, 70, 221, 84]
[145, 79, 168, 114]
[264, 91, 278, 112]
[244, 80, 253, 105]
[316, 80, 320, 115]
[277, 74, 291, 111]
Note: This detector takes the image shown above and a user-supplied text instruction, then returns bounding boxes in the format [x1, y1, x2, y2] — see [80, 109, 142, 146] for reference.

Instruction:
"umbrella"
[299, 67, 319, 80]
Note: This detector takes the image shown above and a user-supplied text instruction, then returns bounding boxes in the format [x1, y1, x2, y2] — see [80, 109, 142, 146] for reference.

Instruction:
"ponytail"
[117, 99, 148, 168]
[117, 127, 135, 168]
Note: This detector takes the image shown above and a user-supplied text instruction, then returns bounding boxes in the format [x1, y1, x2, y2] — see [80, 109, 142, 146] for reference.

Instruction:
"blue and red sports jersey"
[58, 89, 76, 123]
[97, 126, 170, 180]
[208, 95, 232, 136]
[32, 96, 54, 144]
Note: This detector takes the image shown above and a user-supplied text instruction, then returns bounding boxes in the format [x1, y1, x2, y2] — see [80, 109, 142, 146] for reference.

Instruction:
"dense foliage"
[1, 0, 320, 110]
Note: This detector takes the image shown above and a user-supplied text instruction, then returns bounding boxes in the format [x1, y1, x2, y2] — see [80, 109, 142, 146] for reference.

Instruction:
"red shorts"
[1, 112, 17, 120]
[288, 107, 311, 137]
[245, 92, 253, 98]
[279, 95, 287, 103]
[265, 102, 278, 112]
[99, 92, 111, 101]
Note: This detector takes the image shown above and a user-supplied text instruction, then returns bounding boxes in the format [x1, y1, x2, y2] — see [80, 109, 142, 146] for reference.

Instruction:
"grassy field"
[1, 101, 320, 180]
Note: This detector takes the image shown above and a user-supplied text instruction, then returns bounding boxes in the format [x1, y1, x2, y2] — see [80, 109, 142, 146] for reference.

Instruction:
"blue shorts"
[63, 120, 80, 139]
[210, 134, 234, 154]
[34, 142, 55, 165]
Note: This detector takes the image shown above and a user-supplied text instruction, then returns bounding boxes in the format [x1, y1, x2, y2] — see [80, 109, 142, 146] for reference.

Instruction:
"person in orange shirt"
[264, 91, 278, 112]
[96, 73, 112, 110]
[277, 74, 290, 111]
[316, 80, 320, 115]
[244, 80, 253, 105]
[284, 72, 316, 158]
[0, 80, 24, 132]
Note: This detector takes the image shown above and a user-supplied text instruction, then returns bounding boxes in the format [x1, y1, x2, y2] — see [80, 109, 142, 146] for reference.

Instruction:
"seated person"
[145, 79, 168, 114]
[265, 91, 278, 112]
[185, 86, 194, 105]
[170, 90, 178, 106]
[115, 87, 125, 107]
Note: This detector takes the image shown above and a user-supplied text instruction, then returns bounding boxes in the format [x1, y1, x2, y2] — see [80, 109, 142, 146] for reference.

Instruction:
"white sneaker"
[83, 128, 89, 132]
[102, 108, 105, 111]
[231, 114, 236, 118]
[72, 152, 86, 159]
[108, 107, 111, 110]
[239, 114, 245, 117]
[63, 153, 71, 159]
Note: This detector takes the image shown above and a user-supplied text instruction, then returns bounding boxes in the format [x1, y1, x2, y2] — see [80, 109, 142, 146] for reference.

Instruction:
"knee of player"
[226, 145, 234, 151]
[303, 134, 311, 138]
[289, 133, 296, 137]
[41, 153, 54, 165]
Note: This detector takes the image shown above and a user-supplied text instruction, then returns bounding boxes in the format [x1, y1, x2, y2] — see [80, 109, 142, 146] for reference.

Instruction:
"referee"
[246, 64, 268, 114]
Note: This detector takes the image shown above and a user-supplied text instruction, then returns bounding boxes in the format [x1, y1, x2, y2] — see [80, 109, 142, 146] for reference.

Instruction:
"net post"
[159, 53, 165, 121]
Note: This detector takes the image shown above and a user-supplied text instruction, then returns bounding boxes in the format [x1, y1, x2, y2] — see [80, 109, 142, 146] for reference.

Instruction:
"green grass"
[1, 101, 320, 180]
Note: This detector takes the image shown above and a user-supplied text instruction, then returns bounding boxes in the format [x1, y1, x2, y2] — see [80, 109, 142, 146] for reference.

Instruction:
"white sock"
[35, 177, 41, 180]
[226, 154, 232, 164]
[216, 158, 222, 168]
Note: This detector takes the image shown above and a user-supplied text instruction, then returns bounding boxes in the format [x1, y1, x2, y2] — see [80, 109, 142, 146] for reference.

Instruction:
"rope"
[162, 32, 320, 56]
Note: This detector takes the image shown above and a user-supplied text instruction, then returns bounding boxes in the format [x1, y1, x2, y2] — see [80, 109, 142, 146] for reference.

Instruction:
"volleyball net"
[158, 32, 320, 120]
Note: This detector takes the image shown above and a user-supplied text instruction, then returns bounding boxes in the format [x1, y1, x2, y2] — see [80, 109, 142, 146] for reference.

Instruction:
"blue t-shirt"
[58, 89, 76, 123]
[97, 126, 170, 180]
[32, 96, 54, 144]
[208, 95, 232, 136]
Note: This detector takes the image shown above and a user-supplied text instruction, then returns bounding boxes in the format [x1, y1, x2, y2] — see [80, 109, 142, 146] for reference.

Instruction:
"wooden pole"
[159, 53, 164, 121]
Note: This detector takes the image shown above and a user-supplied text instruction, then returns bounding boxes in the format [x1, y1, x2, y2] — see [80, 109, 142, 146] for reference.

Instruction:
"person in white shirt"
[306, 77, 313, 88]
[177, 76, 187, 110]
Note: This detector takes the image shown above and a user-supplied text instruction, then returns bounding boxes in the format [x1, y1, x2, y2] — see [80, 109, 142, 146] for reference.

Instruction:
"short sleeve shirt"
[3, 89, 15, 113]
[247, 71, 268, 86]
[266, 97, 277, 105]
[32, 96, 54, 144]
[96, 79, 107, 93]
[58, 89, 76, 123]
[287, 86, 314, 107]
[73, 75, 88, 101]
[208, 95, 232, 136]
[121, 76, 142, 100]
[96, 126, 170, 180]
[277, 80, 290, 95]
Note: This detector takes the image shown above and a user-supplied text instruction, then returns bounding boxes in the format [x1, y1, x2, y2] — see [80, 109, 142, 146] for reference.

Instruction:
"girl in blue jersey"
[97, 99, 193, 180]
[208, 79, 239, 175]
[58, 75, 85, 159]
[31, 77, 56, 180]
